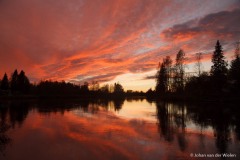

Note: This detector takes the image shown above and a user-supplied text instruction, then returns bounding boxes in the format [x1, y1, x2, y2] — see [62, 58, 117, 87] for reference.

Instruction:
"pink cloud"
[0, 0, 239, 86]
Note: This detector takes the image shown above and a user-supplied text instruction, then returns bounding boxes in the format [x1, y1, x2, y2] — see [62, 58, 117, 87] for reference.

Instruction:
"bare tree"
[174, 49, 187, 92]
[194, 52, 203, 76]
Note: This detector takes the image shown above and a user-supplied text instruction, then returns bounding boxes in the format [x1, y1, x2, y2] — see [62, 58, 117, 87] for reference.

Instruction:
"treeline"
[34, 81, 128, 98]
[149, 40, 240, 100]
[0, 71, 144, 98]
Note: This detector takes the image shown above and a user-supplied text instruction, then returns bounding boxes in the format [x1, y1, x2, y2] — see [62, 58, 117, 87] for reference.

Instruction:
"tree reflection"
[175, 103, 188, 152]
[36, 98, 125, 114]
[212, 106, 232, 153]
[9, 101, 30, 128]
[235, 111, 240, 141]
[113, 98, 124, 111]
[188, 103, 235, 153]
[0, 101, 32, 155]
[35, 99, 239, 154]
[0, 103, 11, 155]
[156, 101, 174, 142]
[155, 101, 240, 153]
[156, 101, 188, 151]
[0, 98, 126, 156]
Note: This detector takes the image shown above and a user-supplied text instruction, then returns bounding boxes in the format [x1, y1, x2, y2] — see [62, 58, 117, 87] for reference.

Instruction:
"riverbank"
[1, 93, 239, 104]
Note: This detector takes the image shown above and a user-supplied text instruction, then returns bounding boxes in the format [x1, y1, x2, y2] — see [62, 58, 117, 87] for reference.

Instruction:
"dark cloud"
[143, 75, 156, 80]
[73, 72, 124, 83]
[161, 8, 240, 43]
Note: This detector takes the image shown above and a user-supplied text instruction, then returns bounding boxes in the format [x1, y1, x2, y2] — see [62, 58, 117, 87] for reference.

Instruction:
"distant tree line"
[34, 81, 129, 98]
[0, 71, 144, 98]
[151, 40, 240, 100]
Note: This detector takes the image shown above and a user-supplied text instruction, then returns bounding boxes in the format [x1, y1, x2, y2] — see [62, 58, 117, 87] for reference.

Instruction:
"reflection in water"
[36, 98, 125, 114]
[0, 99, 239, 159]
[236, 116, 240, 141]
[156, 102, 174, 142]
[0, 103, 11, 155]
[112, 97, 125, 111]
[9, 101, 30, 128]
[0, 101, 31, 155]
[156, 102, 188, 151]
[156, 101, 240, 154]
[187, 103, 235, 153]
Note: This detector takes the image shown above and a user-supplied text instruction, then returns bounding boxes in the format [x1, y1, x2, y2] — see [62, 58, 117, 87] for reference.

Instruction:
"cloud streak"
[0, 0, 239, 89]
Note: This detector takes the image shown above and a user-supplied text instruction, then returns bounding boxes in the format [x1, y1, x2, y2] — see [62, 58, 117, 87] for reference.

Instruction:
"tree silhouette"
[156, 56, 173, 94]
[229, 42, 240, 92]
[18, 70, 30, 94]
[156, 62, 167, 94]
[100, 84, 109, 93]
[0, 73, 9, 90]
[156, 102, 174, 142]
[113, 83, 124, 93]
[80, 82, 89, 93]
[90, 81, 99, 91]
[146, 88, 155, 97]
[194, 52, 203, 76]
[0, 105, 11, 155]
[174, 49, 186, 93]
[185, 72, 211, 97]
[210, 40, 228, 91]
[10, 69, 18, 92]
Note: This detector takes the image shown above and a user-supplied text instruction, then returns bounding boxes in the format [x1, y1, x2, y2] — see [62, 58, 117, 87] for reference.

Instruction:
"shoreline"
[0, 94, 239, 104]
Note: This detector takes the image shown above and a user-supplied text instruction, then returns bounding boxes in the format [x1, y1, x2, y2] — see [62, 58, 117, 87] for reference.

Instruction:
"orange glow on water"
[0, 100, 239, 160]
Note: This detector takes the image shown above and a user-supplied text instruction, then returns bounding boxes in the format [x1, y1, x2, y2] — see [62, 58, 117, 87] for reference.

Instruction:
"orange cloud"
[0, 0, 239, 89]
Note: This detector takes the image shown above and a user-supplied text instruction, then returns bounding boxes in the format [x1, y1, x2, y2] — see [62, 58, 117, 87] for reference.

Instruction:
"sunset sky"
[0, 0, 240, 91]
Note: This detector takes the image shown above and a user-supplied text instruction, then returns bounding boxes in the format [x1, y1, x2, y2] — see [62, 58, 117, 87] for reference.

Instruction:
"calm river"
[0, 99, 239, 160]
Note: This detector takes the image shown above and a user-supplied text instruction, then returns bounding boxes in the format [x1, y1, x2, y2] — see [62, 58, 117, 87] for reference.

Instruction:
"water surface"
[0, 99, 239, 160]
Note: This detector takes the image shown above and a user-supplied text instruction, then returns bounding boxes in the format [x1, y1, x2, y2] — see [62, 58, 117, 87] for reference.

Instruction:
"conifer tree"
[1, 73, 9, 90]
[10, 69, 19, 92]
[229, 42, 240, 90]
[210, 40, 228, 91]
[156, 62, 167, 94]
[18, 70, 30, 93]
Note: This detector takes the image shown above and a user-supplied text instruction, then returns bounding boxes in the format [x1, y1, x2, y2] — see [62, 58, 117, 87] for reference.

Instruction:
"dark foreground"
[0, 99, 240, 160]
